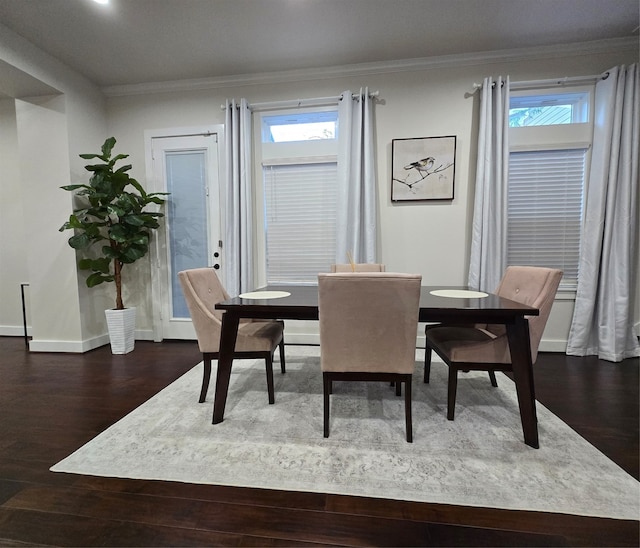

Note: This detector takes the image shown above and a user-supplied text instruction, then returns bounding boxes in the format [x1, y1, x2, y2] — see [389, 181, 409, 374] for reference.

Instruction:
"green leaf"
[128, 178, 147, 197]
[68, 233, 91, 249]
[123, 214, 145, 226]
[63, 214, 83, 230]
[91, 257, 112, 273]
[102, 245, 118, 258]
[121, 245, 147, 263]
[86, 272, 112, 288]
[109, 224, 129, 242]
[101, 137, 116, 158]
[130, 233, 149, 246]
[60, 184, 91, 191]
[107, 205, 126, 218]
[114, 163, 133, 174]
[85, 164, 109, 173]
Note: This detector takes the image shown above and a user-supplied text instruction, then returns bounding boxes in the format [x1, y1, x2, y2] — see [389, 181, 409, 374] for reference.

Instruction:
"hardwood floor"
[0, 336, 637, 547]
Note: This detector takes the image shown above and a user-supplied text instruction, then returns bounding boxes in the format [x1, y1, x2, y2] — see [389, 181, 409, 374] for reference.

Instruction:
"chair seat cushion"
[235, 320, 283, 353]
[426, 325, 510, 364]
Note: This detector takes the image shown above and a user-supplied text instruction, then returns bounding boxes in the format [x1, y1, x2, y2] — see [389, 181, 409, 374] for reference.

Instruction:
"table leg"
[506, 317, 539, 448]
[212, 312, 240, 424]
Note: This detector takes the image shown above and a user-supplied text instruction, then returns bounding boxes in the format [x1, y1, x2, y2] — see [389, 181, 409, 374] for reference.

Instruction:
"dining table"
[213, 284, 541, 448]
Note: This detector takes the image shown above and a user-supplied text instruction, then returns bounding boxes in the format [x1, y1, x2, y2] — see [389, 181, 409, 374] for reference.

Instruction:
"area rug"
[51, 346, 639, 521]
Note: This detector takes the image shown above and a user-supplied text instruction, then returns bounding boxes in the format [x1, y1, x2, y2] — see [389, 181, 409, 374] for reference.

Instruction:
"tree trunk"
[114, 259, 124, 310]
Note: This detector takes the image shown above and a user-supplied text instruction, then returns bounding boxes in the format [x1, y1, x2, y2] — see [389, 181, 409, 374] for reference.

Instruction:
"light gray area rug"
[51, 346, 639, 521]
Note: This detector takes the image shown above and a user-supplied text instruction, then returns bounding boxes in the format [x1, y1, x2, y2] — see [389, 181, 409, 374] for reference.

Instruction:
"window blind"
[507, 148, 586, 289]
[263, 162, 337, 284]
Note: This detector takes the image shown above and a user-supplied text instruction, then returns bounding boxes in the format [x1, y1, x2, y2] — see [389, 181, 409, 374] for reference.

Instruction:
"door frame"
[144, 125, 225, 342]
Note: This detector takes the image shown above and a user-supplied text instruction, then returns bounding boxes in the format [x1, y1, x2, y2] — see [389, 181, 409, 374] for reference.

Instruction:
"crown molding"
[102, 37, 638, 98]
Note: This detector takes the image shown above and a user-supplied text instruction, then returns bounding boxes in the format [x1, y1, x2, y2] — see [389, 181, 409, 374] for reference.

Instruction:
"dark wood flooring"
[0, 336, 637, 547]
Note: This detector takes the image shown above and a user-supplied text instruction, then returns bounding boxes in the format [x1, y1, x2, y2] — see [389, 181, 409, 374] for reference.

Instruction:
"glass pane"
[262, 110, 338, 142]
[509, 92, 589, 127]
[166, 151, 208, 318]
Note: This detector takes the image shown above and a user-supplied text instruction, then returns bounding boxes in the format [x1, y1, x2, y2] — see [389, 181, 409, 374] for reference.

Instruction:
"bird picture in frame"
[391, 136, 456, 201]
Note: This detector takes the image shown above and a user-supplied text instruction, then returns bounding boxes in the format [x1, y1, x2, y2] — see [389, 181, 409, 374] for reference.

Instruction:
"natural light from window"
[262, 111, 338, 143]
[509, 91, 589, 127]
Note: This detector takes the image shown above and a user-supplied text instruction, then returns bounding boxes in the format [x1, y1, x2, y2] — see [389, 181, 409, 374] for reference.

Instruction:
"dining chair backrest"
[178, 268, 229, 353]
[330, 263, 386, 272]
[485, 266, 563, 362]
[318, 272, 421, 373]
[496, 266, 563, 362]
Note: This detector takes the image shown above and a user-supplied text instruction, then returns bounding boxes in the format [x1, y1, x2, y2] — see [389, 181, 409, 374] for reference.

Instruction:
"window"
[508, 148, 586, 283]
[508, 87, 593, 290]
[261, 111, 338, 143]
[259, 108, 338, 284]
[509, 91, 589, 127]
[263, 163, 337, 284]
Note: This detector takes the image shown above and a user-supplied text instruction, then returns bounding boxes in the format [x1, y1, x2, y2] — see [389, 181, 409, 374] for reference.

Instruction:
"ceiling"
[0, 0, 638, 89]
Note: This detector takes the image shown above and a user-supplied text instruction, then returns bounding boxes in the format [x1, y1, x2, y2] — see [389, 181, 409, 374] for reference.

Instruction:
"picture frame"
[391, 135, 456, 202]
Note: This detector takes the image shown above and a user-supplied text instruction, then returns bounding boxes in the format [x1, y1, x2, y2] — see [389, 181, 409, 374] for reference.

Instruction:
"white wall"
[0, 98, 27, 336]
[0, 23, 109, 351]
[105, 45, 638, 347]
[0, 22, 637, 351]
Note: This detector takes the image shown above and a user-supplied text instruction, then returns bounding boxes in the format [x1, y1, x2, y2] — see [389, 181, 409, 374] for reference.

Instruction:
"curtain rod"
[221, 90, 379, 111]
[472, 72, 609, 91]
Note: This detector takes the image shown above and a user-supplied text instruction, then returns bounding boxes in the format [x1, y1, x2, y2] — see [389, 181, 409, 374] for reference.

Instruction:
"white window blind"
[507, 148, 586, 289]
[263, 162, 337, 284]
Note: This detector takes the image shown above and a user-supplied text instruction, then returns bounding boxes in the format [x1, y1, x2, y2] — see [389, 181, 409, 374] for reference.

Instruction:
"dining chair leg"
[395, 381, 402, 396]
[447, 367, 458, 420]
[404, 376, 413, 443]
[323, 373, 331, 438]
[278, 337, 286, 374]
[265, 355, 275, 404]
[424, 346, 432, 383]
[488, 370, 498, 387]
[199, 354, 212, 403]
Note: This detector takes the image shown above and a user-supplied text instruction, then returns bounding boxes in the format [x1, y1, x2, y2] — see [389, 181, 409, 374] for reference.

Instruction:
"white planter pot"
[105, 307, 136, 354]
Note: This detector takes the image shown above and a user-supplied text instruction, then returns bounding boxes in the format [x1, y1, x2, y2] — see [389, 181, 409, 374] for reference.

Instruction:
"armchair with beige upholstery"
[330, 263, 386, 272]
[318, 272, 422, 442]
[178, 268, 285, 404]
[424, 266, 562, 420]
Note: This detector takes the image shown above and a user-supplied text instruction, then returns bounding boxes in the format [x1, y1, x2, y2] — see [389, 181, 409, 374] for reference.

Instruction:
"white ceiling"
[0, 0, 638, 89]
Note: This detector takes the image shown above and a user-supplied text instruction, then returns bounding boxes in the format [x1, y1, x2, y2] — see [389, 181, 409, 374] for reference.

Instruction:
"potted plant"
[60, 137, 167, 354]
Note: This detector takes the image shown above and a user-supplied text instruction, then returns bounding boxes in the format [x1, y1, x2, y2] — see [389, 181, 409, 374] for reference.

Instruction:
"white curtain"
[223, 98, 253, 297]
[567, 64, 640, 362]
[468, 76, 510, 292]
[335, 88, 377, 263]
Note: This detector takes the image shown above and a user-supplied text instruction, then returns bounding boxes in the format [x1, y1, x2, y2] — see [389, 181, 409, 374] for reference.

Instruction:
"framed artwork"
[391, 135, 456, 202]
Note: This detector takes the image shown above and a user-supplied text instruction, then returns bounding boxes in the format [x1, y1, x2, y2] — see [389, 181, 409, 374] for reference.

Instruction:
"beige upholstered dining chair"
[424, 266, 562, 420]
[330, 263, 386, 272]
[318, 272, 422, 442]
[178, 268, 285, 404]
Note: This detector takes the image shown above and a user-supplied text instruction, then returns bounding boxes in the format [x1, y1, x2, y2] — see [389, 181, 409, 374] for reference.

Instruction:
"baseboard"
[283, 332, 320, 345]
[27, 329, 156, 353]
[28, 336, 109, 353]
[538, 339, 568, 353]
[1, 325, 584, 356]
[0, 325, 31, 337]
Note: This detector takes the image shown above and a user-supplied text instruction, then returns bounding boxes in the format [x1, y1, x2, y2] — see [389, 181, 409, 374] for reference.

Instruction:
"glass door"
[150, 131, 222, 339]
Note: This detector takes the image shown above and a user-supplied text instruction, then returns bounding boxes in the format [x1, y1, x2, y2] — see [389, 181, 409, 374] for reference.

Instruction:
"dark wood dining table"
[214, 285, 541, 448]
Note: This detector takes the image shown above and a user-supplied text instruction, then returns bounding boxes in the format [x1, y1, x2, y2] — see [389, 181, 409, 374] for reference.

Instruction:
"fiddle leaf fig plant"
[60, 137, 168, 310]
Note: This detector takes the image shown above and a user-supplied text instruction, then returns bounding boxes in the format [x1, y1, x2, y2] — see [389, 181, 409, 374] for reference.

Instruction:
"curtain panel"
[336, 88, 377, 264]
[468, 76, 510, 292]
[223, 98, 254, 297]
[567, 64, 640, 362]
